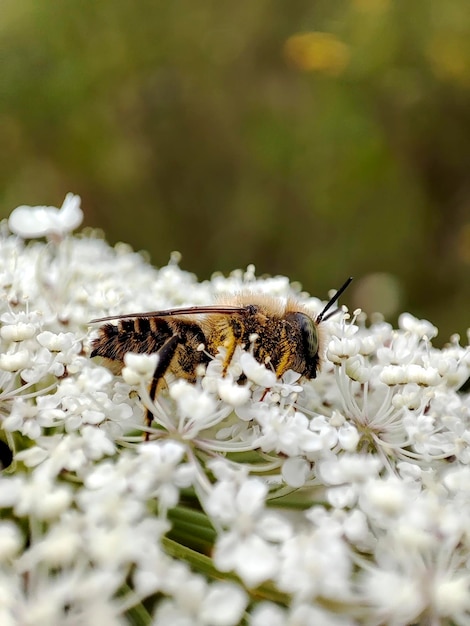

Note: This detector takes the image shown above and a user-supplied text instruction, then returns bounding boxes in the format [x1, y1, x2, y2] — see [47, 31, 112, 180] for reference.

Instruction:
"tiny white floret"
[122, 353, 158, 385]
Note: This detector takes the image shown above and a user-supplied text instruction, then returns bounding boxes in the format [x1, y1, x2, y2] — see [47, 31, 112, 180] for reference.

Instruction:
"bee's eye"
[290, 312, 318, 359]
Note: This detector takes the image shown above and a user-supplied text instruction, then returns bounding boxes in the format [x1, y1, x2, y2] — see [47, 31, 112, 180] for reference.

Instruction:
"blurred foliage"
[0, 0, 469, 342]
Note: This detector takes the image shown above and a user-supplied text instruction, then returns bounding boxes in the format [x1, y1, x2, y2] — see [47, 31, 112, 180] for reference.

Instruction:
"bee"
[90, 277, 352, 431]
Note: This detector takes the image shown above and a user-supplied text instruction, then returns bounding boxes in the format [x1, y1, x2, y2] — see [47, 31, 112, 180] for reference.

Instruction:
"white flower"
[200, 582, 248, 626]
[433, 574, 470, 619]
[0, 521, 22, 560]
[344, 355, 370, 383]
[359, 568, 425, 624]
[0, 322, 36, 342]
[281, 456, 311, 487]
[8, 193, 83, 239]
[122, 352, 158, 385]
[216, 378, 251, 406]
[13, 472, 73, 520]
[130, 440, 194, 509]
[0, 349, 31, 372]
[380, 364, 408, 385]
[358, 476, 409, 521]
[253, 405, 324, 457]
[207, 475, 292, 587]
[214, 531, 279, 589]
[16, 515, 82, 569]
[80, 425, 117, 460]
[36, 330, 79, 354]
[274, 369, 303, 397]
[327, 335, 361, 363]
[406, 363, 440, 386]
[2, 397, 41, 438]
[308, 415, 340, 452]
[153, 575, 248, 626]
[277, 524, 353, 601]
[170, 379, 218, 429]
[317, 453, 382, 486]
[337, 421, 360, 451]
[15, 430, 115, 477]
[34, 371, 133, 434]
[399, 312, 438, 339]
[239, 352, 277, 387]
[250, 602, 286, 626]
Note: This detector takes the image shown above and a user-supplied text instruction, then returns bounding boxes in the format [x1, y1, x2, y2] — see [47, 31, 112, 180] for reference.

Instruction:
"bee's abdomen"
[90, 318, 172, 363]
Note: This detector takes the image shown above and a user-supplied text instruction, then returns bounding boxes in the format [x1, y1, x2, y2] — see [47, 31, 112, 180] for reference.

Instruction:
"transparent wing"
[90, 304, 249, 324]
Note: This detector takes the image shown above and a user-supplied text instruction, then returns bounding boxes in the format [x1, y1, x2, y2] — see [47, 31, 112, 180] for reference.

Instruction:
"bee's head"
[288, 311, 320, 378]
[288, 277, 353, 379]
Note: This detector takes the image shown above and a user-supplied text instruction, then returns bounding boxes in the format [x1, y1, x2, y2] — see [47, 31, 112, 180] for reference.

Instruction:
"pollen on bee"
[249, 333, 259, 343]
[197, 343, 205, 351]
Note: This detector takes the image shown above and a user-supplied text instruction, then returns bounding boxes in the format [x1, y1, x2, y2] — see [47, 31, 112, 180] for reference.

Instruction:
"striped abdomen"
[90, 316, 209, 380]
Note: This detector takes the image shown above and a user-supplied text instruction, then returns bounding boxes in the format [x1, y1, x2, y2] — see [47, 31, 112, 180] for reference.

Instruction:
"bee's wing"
[89, 305, 248, 324]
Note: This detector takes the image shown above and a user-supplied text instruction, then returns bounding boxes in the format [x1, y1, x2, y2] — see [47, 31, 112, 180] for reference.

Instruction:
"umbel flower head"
[0, 193, 469, 625]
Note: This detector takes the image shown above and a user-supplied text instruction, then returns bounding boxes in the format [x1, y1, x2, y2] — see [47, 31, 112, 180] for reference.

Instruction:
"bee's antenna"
[316, 277, 353, 324]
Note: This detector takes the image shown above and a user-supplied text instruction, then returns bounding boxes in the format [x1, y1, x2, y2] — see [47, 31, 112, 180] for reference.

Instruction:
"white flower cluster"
[0, 195, 469, 625]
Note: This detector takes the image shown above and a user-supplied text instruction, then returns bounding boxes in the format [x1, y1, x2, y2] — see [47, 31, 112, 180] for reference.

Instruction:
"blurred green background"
[1, 0, 469, 341]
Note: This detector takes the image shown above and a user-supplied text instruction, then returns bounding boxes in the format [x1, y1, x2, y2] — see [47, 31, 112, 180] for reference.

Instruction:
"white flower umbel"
[8, 193, 83, 240]
[153, 573, 248, 626]
[326, 315, 470, 467]
[0, 194, 469, 624]
[206, 471, 292, 588]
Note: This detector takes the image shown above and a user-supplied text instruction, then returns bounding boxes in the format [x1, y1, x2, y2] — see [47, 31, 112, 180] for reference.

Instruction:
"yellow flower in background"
[427, 35, 470, 86]
[283, 31, 350, 75]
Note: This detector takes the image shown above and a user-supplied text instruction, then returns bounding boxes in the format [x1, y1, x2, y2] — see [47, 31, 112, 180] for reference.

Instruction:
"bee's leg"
[145, 334, 181, 440]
